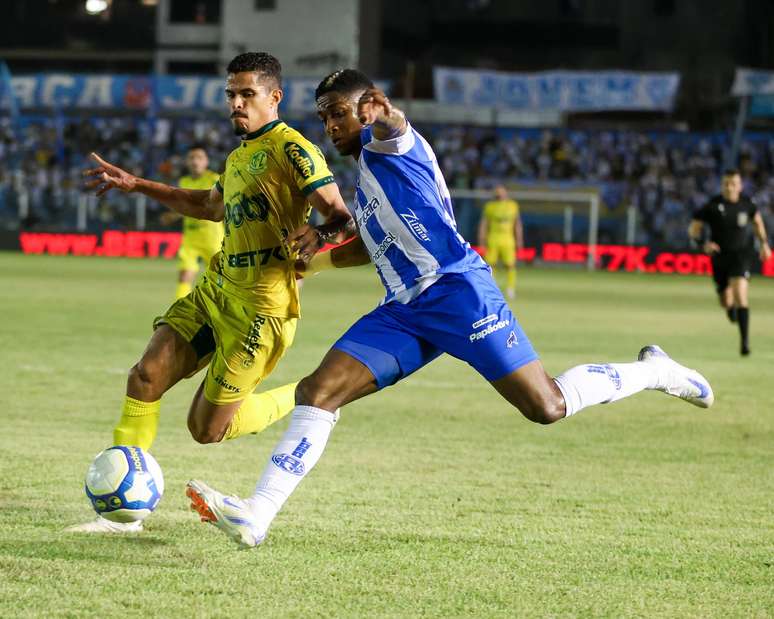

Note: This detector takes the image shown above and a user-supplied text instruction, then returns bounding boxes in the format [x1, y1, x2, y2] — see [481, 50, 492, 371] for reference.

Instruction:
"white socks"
[246, 405, 336, 532]
[554, 362, 659, 417]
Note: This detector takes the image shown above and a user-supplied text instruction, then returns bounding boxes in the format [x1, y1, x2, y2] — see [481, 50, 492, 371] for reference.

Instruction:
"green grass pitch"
[1, 253, 772, 618]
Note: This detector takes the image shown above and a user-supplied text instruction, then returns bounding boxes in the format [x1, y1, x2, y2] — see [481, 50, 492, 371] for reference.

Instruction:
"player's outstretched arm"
[357, 87, 407, 141]
[83, 153, 224, 221]
[296, 236, 371, 278]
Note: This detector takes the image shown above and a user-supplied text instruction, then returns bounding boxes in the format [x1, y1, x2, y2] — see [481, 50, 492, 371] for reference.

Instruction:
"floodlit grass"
[1, 253, 772, 618]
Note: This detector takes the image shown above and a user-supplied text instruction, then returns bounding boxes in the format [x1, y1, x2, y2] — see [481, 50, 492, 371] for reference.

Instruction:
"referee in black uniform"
[689, 169, 772, 355]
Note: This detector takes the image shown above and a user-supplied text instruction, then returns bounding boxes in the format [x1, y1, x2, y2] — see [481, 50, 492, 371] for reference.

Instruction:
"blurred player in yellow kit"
[69, 52, 353, 534]
[478, 185, 523, 299]
[160, 145, 223, 298]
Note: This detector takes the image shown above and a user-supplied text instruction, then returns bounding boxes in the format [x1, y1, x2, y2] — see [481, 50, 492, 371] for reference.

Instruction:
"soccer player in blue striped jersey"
[186, 70, 715, 548]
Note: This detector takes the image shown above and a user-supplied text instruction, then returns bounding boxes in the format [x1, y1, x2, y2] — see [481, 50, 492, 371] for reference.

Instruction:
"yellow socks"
[175, 281, 193, 299]
[224, 382, 298, 440]
[113, 396, 160, 451]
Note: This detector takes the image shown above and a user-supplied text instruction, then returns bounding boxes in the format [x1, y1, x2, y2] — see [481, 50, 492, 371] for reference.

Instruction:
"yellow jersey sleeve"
[280, 134, 335, 196]
[512, 200, 520, 218]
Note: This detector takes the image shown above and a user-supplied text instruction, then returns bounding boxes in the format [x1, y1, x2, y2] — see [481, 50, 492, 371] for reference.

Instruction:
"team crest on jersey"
[248, 150, 269, 175]
[284, 142, 315, 179]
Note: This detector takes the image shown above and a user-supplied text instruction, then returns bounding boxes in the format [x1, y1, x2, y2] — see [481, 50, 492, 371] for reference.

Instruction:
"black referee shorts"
[711, 251, 752, 294]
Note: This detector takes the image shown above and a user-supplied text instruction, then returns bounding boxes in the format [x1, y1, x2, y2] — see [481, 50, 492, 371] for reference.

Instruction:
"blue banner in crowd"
[433, 67, 680, 112]
[0, 73, 385, 113]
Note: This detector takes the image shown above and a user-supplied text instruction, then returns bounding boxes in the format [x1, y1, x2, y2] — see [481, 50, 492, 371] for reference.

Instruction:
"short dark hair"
[723, 168, 741, 177]
[226, 52, 281, 89]
[188, 143, 208, 155]
[315, 69, 373, 101]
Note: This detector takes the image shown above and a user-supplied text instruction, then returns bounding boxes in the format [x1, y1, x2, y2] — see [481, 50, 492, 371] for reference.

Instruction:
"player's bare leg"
[295, 349, 379, 410]
[719, 286, 737, 322]
[186, 384, 243, 444]
[186, 349, 376, 547]
[66, 326, 198, 534]
[729, 276, 750, 355]
[127, 325, 199, 402]
[490, 360, 565, 424]
[492, 348, 713, 425]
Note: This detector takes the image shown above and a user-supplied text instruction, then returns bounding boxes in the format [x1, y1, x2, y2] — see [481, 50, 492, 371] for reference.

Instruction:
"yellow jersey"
[483, 199, 519, 239]
[211, 119, 335, 318]
[179, 170, 224, 251]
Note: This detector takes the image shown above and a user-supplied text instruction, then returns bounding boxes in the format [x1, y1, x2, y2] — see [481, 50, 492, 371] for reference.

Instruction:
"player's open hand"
[287, 223, 323, 263]
[702, 241, 721, 255]
[83, 152, 137, 197]
[357, 88, 398, 126]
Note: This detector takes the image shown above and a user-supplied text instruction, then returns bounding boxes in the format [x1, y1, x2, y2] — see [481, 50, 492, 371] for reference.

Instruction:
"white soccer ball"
[85, 446, 164, 523]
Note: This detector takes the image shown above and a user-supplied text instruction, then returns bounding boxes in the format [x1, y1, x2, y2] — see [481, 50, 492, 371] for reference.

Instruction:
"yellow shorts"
[485, 238, 516, 267]
[154, 275, 297, 404]
[177, 241, 220, 273]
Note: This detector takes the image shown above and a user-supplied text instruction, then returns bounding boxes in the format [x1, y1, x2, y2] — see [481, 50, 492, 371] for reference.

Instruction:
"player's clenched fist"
[357, 88, 405, 129]
[287, 223, 324, 263]
[83, 152, 137, 197]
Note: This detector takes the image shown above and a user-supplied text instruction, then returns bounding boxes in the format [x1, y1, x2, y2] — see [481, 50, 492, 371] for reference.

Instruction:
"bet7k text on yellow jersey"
[211, 120, 335, 318]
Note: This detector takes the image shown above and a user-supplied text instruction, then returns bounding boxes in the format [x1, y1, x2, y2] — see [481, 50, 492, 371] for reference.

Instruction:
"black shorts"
[711, 251, 752, 294]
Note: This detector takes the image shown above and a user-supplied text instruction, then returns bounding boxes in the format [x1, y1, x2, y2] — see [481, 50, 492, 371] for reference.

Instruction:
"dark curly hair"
[226, 52, 282, 89]
[315, 69, 373, 101]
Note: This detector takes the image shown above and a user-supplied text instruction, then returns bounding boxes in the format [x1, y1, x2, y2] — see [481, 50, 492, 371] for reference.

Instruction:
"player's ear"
[271, 88, 283, 108]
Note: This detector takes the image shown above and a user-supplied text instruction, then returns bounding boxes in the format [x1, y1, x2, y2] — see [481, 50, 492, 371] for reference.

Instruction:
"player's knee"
[187, 417, 224, 444]
[127, 361, 158, 392]
[296, 373, 340, 410]
[521, 393, 565, 425]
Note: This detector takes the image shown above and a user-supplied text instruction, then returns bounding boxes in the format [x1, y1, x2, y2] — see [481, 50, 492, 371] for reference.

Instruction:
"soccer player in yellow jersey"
[69, 52, 354, 534]
[160, 145, 224, 299]
[478, 185, 523, 299]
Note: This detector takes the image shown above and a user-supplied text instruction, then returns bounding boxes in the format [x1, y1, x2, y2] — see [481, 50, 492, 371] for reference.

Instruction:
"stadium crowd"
[2, 113, 774, 250]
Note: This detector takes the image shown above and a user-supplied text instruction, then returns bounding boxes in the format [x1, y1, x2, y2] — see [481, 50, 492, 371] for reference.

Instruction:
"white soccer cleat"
[186, 479, 265, 548]
[638, 345, 714, 409]
[64, 515, 143, 534]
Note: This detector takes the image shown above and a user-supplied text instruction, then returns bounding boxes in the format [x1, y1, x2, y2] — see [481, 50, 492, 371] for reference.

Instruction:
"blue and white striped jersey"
[355, 124, 486, 304]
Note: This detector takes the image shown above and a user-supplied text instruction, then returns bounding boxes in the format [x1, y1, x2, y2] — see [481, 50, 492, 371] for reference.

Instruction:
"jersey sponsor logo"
[248, 150, 269, 175]
[506, 331, 518, 348]
[372, 232, 397, 261]
[400, 208, 430, 242]
[469, 318, 510, 342]
[357, 196, 380, 228]
[737, 212, 749, 227]
[271, 437, 312, 476]
[243, 314, 265, 359]
[213, 374, 241, 393]
[471, 313, 498, 329]
[284, 141, 315, 179]
[223, 192, 271, 235]
[227, 246, 286, 268]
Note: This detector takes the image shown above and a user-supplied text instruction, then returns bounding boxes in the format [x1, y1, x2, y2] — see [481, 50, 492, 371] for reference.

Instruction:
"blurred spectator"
[1, 111, 773, 251]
